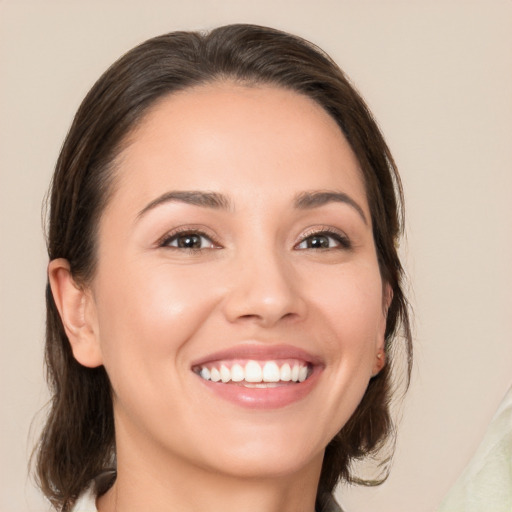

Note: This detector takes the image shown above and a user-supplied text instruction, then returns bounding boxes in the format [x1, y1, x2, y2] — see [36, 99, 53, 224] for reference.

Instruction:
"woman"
[36, 24, 412, 512]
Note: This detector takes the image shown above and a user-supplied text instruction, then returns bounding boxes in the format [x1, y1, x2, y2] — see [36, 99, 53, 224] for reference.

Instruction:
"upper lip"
[190, 343, 324, 368]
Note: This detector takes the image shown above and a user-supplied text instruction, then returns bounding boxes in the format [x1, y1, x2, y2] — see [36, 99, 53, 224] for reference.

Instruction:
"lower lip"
[195, 367, 322, 409]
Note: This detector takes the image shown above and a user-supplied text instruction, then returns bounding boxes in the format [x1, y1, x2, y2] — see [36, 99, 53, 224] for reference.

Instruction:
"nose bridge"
[223, 237, 304, 326]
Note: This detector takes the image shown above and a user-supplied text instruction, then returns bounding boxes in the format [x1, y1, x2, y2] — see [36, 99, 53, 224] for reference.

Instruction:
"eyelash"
[158, 227, 220, 252]
[295, 227, 351, 251]
[158, 226, 351, 252]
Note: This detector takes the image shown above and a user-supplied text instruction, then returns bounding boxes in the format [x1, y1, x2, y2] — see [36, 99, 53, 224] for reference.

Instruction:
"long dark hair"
[37, 24, 412, 511]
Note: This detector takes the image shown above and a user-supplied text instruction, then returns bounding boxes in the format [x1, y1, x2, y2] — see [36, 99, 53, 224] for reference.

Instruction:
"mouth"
[193, 359, 312, 387]
[190, 345, 322, 408]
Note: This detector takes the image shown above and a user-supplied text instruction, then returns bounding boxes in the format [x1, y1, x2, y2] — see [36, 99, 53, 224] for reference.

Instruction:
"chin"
[208, 448, 323, 481]
[187, 421, 327, 481]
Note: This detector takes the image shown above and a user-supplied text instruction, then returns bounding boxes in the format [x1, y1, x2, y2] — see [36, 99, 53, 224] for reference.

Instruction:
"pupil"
[178, 234, 201, 248]
[309, 236, 329, 248]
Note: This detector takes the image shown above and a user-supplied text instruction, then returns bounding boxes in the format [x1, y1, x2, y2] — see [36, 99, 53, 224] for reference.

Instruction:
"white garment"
[70, 483, 343, 512]
[71, 485, 97, 512]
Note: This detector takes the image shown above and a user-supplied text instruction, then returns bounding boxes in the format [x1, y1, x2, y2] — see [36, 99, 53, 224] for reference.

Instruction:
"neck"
[99, 468, 320, 512]
[97, 426, 322, 512]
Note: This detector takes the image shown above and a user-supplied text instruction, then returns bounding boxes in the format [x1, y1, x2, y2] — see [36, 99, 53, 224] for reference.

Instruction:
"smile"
[194, 360, 311, 386]
[190, 345, 322, 408]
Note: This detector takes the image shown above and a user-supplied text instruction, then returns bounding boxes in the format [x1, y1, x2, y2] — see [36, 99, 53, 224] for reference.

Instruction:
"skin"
[49, 83, 388, 512]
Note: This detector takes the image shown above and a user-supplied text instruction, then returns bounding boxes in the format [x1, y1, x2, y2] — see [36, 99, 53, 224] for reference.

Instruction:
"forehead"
[112, 82, 368, 213]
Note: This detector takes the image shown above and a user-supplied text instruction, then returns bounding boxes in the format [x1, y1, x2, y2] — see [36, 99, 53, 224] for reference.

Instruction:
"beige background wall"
[1, 1, 511, 511]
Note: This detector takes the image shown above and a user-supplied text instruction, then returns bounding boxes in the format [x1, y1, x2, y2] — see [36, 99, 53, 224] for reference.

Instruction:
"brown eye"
[296, 231, 351, 250]
[304, 235, 331, 249]
[177, 234, 202, 249]
[162, 231, 216, 250]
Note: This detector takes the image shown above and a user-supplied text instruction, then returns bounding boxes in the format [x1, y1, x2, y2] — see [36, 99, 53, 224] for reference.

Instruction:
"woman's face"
[85, 83, 388, 481]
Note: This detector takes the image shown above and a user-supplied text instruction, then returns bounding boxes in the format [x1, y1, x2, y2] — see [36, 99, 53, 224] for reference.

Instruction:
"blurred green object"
[438, 385, 512, 512]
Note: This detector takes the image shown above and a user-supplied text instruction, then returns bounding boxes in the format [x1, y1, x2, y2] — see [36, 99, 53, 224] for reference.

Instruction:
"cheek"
[303, 261, 384, 416]
[305, 261, 385, 346]
[93, 260, 221, 380]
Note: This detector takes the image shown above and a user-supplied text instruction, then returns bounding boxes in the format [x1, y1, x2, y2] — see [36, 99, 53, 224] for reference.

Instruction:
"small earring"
[372, 350, 386, 377]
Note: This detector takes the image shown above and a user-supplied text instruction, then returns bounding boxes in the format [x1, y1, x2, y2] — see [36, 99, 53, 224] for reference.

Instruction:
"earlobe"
[372, 349, 386, 377]
[372, 283, 393, 377]
[48, 259, 103, 368]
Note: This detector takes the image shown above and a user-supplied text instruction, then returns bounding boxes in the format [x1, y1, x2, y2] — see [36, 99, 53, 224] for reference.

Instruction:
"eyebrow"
[294, 190, 368, 224]
[136, 190, 232, 219]
[136, 189, 368, 224]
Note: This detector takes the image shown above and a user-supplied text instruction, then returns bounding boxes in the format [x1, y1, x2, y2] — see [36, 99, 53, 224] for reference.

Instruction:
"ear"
[48, 258, 103, 368]
[372, 283, 393, 377]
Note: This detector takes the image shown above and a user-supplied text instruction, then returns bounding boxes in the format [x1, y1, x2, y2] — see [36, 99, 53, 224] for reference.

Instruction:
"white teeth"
[280, 363, 292, 381]
[197, 360, 311, 385]
[291, 364, 300, 382]
[245, 361, 263, 382]
[220, 365, 231, 383]
[230, 363, 244, 382]
[262, 361, 280, 382]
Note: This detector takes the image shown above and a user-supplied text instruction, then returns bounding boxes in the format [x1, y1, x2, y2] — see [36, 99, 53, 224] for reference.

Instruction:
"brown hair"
[37, 24, 412, 511]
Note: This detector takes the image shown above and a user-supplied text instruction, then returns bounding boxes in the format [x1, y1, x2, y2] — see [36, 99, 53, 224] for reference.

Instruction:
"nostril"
[234, 310, 300, 328]
[221, 263, 307, 326]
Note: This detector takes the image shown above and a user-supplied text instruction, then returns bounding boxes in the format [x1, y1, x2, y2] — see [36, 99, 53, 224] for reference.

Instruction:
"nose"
[222, 248, 306, 328]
